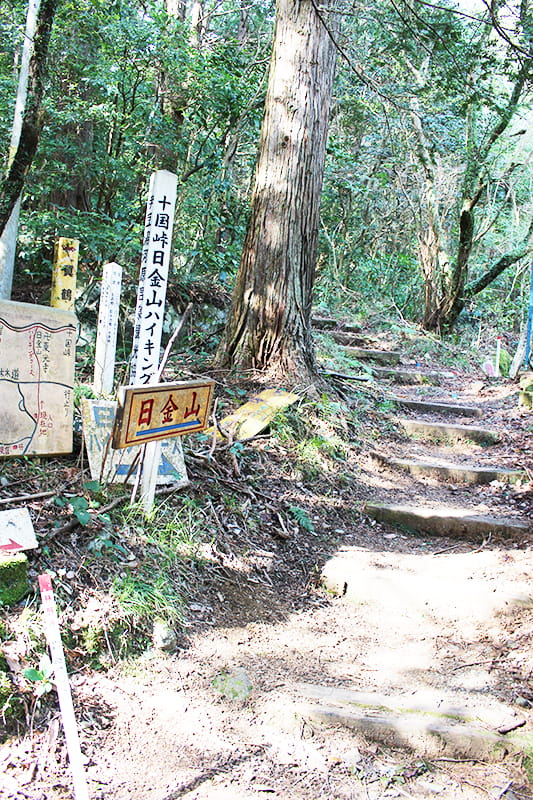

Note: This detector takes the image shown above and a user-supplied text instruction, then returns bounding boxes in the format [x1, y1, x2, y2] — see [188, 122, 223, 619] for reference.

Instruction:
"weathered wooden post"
[50, 237, 79, 312]
[93, 262, 122, 396]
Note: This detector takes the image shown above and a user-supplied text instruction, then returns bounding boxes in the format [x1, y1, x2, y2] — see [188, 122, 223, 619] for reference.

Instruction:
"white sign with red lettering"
[0, 507, 37, 552]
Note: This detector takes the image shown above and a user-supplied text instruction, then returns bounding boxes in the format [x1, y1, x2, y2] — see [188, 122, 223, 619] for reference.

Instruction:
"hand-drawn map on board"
[0, 300, 77, 457]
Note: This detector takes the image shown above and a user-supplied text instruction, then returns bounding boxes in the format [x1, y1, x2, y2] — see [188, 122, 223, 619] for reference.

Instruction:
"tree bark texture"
[215, 0, 338, 383]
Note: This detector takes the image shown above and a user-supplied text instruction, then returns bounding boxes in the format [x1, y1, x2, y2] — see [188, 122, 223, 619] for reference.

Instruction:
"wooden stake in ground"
[38, 574, 89, 800]
[50, 238, 79, 312]
[93, 262, 122, 396]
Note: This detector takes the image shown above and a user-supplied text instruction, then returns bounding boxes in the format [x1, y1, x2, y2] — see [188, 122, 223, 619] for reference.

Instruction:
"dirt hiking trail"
[2, 330, 533, 800]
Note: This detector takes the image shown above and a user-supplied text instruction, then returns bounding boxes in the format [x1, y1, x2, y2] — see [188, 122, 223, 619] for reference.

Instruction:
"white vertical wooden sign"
[130, 170, 178, 386]
[130, 171, 179, 512]
[94, 262, 122, 396]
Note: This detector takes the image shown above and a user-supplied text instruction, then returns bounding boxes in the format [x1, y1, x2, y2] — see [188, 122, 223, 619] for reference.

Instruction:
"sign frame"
[112, 379, 215, 450]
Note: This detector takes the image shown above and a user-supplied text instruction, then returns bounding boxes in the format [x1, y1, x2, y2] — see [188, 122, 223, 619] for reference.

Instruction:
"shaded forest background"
[1, 0, 533, 348]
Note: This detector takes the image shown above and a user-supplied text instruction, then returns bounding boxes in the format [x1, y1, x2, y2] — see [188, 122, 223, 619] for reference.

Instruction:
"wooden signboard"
[81, 399, 188, 486]
[0, 508, 38, 552]
[112, 380, 214, 450]
[207, 388, 300, 441]
[50, 238, 79, 312]
[0, 300, 76, 456]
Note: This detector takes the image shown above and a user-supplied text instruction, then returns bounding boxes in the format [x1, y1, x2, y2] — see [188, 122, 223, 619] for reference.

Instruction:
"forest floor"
[1, 319, 533, 800]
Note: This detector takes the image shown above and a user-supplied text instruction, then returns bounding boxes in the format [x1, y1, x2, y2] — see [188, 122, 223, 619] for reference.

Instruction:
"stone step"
[311, 315, 339, 330]
[370, 451, 526, 485]
[296, 684, 524, 762]
[370, 366, 448, 385]
[329, 330, 375, 347]
[364, 502, 529, 541]
[311, 316, 361, 332]
[342, 346, 401, 366]
[397, 417, 501, 445]
[389, 396, 483, 418]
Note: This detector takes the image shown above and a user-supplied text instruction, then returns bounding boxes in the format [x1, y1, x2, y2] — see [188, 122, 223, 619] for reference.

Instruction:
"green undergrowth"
[314, 331, 370, 375]
[312, 298, 512, 375]
[268, 395, 358, 481]
[0, 305, 504, 739]
[0, 498, 218, 736]
[83, 500, 212, 659]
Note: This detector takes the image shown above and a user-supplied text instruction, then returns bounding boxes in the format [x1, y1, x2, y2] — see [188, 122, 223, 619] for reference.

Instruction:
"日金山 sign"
[112, 380, 215, 449]
[81, 398, 189, 486]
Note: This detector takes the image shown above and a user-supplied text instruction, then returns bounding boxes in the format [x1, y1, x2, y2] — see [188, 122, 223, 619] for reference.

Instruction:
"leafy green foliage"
[53, 481, 107, 526]
[2, 0, 531, 339]
[53, 494, 90, 525]
[9, 0, 269, 295]
[23, 654, 54, 698]
[288, 505, 314, 533]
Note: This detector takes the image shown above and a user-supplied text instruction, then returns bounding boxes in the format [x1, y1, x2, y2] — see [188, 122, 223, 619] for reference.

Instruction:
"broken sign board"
[209, 388, 300, 441]
[0, 300, 76, 456]
[112, 379, 215, 449]
[0, 508, 38, 553]
[81, 398, 188, 486]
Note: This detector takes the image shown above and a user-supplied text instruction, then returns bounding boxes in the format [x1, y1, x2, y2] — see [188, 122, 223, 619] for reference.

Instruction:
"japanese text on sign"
[112, 380, 215, 449]
[130, 171, 177, 386]
[50, 238, 79, 312]
[0, 301, 76, 457]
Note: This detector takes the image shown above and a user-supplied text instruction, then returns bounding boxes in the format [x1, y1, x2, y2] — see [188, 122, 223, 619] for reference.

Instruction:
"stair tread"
[389, 396, 483, 417]
[370, 451, 522, 474]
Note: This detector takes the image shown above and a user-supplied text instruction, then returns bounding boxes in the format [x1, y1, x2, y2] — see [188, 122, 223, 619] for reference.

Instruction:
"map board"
[0, 300, 76, 457]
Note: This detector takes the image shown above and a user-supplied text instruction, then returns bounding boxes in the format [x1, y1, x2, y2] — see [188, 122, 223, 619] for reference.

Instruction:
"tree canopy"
[1, 0, 532, 365]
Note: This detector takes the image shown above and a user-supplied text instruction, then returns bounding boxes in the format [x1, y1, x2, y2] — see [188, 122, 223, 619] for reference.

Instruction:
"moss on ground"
[0, 554, 29, 606]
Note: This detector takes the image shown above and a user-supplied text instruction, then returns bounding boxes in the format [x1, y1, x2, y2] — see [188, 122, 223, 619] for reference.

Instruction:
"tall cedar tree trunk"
[0, 0, 60, 236]
[214, 0, 338, 383]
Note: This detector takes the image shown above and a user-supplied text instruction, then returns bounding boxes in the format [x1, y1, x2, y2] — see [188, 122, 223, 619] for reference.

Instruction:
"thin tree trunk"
[417, 9, 533, 332]
[0, 0, 41, 298]
[0, 0, 59, 245]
